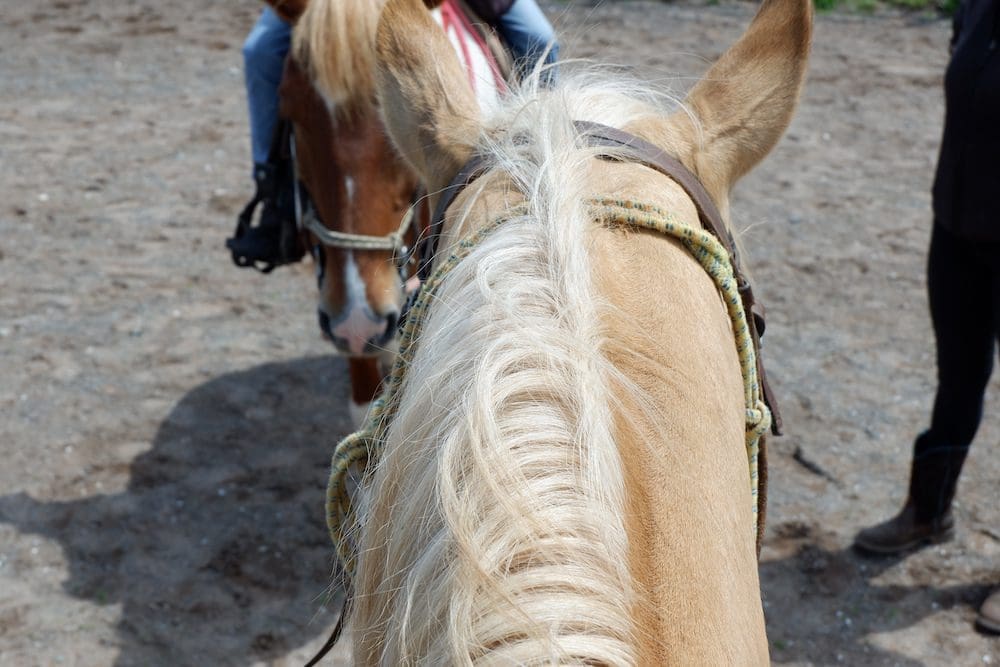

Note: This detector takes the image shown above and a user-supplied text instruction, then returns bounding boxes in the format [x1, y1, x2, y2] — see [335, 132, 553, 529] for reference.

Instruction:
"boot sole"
[976, 615, 1000, 635]
[852, 525, 954, 556]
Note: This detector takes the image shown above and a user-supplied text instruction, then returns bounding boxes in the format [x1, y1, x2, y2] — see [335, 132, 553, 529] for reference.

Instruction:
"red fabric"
[440, 0, 506, 94]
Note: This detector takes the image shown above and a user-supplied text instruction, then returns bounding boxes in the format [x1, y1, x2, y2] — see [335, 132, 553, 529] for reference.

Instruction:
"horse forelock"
[350, 69, 694, 665]
[292, 0, 384, 114]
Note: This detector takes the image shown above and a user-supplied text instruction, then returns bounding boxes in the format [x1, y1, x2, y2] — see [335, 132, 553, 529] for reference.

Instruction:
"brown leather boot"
[853, 433, 967, 556]
[853, 502, 954, 555]
[977, 588, 1000, 634]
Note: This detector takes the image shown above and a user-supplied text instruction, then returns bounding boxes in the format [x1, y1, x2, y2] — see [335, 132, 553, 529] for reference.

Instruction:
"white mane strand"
[352, 69, 685, 664]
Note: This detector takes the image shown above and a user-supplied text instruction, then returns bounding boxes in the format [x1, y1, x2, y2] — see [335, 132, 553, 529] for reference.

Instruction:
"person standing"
[852, 0, 1000, 634]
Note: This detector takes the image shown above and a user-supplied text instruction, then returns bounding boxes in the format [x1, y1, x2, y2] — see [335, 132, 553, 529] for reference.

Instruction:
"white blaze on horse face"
[430, 7, 501, 113]
[345, 175, 356, 204]
[329, 251, 387, 356]
[318, 86, 339, 115]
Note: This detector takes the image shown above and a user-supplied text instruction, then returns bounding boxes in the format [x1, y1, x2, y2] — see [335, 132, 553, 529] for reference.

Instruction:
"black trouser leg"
[913, 223, 1000, 521]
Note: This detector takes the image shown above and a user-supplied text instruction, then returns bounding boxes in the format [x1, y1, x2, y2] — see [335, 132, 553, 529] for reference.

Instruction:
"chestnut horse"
[328, 0, 812, 662]
[265, 0, 506, 424]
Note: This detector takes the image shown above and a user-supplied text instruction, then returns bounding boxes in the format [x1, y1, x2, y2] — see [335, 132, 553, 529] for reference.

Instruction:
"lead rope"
[588, 198, 772, 508]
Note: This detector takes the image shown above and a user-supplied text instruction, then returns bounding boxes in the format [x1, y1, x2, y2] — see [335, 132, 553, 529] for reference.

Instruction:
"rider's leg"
[228, 9, 303, 270]
[244, 8, 292, 170]
[495, 0, 559, 83]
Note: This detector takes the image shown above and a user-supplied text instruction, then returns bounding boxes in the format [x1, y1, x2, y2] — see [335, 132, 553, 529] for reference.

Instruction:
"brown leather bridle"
[415, 120, 782, 436]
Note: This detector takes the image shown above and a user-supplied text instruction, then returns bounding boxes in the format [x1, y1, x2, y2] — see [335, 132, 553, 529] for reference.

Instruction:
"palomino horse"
[264, 0, 506, 424]
[324, 0, 812, 662]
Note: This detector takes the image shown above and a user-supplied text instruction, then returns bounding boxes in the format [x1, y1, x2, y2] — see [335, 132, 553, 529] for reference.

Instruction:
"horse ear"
[375, 0, 481, 193]
[265, 0, 309, 22]
[668, 0, 812, 200]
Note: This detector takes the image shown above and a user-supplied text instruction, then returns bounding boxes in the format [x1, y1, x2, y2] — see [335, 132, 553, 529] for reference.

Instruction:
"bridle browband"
[415, 120, 783, 436]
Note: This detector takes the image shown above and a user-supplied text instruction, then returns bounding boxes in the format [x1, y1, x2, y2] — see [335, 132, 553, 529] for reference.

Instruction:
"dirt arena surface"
[1, 0, 997, 664]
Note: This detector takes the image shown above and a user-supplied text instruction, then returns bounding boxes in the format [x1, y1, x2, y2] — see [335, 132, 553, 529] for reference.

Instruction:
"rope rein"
[325, 197, 771, 581]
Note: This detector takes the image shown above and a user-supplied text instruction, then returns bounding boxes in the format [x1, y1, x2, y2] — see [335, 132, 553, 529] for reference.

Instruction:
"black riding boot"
[226, 162, 305, 273]
[853, 432, 969, 555]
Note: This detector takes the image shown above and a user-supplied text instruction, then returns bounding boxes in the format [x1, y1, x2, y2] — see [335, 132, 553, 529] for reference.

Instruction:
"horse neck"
[349, 151, 766, 665]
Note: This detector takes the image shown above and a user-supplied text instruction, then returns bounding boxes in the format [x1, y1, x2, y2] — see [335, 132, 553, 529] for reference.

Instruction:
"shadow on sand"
[4, 355, 994, 664]
[0, 356, 354, 665]
[760, 520, 993, 665]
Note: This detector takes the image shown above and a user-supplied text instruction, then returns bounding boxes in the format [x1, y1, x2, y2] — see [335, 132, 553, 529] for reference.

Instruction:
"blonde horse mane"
[350, 69, 692, 664]
[293, 0, 385, 111]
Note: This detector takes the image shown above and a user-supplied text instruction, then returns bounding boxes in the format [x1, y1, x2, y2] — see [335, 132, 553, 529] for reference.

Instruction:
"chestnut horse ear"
[264, 0, 309, 23]
[374, 0, 481, 193]
[666, 0, 812, 204]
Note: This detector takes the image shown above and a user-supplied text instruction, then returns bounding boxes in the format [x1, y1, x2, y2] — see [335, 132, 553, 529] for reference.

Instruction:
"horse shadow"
[0, 356, 354, 666]
[760, 521, 994, 665]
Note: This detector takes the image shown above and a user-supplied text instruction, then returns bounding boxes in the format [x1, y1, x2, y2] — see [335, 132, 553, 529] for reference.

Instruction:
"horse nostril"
[317, 309, 332, 337]
[384, 311, 398, 335]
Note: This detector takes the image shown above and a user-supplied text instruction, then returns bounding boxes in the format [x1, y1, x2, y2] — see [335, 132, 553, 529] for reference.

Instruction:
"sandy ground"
[1, 0, 997, 664]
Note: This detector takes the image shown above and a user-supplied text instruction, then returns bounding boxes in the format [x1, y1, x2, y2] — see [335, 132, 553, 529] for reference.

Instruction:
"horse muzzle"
[318, 307, 398, 357]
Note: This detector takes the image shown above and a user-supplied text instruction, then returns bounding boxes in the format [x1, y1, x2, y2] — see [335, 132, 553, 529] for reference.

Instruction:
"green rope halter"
[326, 197, 771, 580]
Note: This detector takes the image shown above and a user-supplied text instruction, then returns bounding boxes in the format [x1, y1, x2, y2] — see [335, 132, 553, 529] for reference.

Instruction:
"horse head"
[269, 0, 422, 359]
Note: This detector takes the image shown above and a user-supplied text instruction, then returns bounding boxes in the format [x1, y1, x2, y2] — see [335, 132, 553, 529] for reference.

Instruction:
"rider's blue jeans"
[241, 1, 558, 171]
[242, 7, 291, 168]
[500, 0, 559, 78]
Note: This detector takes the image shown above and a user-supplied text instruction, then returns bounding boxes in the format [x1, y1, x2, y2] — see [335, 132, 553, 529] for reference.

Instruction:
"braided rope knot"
[747, 400, 772, 439]
[326, 198, 771, 581]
